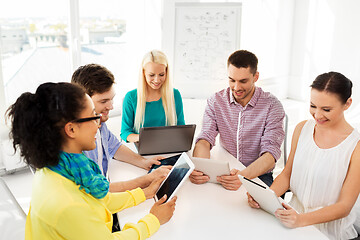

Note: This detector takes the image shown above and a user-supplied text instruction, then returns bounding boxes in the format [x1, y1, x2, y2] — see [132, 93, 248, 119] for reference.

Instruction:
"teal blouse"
[120, 88, 185, 141]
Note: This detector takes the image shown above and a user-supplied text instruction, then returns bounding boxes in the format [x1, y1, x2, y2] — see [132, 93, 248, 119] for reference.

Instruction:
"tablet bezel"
[148, 154, 182, 173]
[240, 176, 284, 215]
[191, 157, 230, 183]
[154, 152, 195, 202]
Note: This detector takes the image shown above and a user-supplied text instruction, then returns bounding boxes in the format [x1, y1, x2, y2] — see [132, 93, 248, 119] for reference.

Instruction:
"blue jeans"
[258, 172, 273, 187]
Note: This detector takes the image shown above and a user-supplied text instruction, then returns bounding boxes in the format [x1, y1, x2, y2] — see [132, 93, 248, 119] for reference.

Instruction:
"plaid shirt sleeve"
[196, 95, 219, 149]
[259, 97, 285, 161]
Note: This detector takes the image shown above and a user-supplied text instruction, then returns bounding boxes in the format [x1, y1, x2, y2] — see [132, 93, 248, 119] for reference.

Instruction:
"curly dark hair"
[227, 50, 258, 75]
[310, 72, 353, 104]
[71, 63, 115, 96]
[6, 82, 86, 169]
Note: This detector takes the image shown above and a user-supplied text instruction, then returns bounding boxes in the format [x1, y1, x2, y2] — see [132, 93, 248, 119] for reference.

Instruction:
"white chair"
[0, 177, 26, 240]
[283, 114, 289, 166]
[29, 165, 36, 175]
[280, 114, 290, 199]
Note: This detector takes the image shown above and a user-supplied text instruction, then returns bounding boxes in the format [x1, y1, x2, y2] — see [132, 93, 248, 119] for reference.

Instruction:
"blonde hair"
[134, 50, 177, 132]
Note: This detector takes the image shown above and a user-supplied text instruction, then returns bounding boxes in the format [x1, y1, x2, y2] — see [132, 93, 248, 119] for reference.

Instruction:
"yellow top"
[25, 168, 160, 240]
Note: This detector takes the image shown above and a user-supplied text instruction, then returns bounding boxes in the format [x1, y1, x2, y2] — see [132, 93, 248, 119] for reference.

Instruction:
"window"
[0, 0, 70, 105]
[0, 0, 159, 111]
[79, 0, 130, 109]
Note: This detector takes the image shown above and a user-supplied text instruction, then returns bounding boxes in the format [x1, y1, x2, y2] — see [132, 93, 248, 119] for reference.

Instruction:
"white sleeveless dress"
[289, 120, 360, 240]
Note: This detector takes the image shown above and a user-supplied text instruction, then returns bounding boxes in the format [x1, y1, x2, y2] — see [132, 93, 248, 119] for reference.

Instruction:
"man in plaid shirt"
[190, 50, 285, 190]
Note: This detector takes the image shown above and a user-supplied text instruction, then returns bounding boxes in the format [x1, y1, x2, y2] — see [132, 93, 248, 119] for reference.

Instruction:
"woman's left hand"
[275, 203, 303, 228]
[143, 176, 166, 199]
[149, 165, 171, 180]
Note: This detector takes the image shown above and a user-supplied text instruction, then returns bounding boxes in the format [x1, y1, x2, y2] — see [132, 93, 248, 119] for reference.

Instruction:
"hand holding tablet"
[240, 176, 284, 215]
[150, 195, 177, 225]
[154, 152, 195, 202]
[191, 157, 231, 183]
[148, 154, 181, 173]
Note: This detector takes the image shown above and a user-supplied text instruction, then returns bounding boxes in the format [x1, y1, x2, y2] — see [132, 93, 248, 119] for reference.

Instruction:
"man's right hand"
[189, 170, 210, 184]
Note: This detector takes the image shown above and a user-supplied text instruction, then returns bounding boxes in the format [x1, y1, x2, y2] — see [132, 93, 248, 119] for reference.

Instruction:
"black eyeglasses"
[72, 114, 102, 125]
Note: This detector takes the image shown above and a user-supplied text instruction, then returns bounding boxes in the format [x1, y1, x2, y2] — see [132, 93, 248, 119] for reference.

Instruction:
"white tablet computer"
[239, 176, 284, 215]
[155, 152, 195, 202]
[191, 157, 230, 183]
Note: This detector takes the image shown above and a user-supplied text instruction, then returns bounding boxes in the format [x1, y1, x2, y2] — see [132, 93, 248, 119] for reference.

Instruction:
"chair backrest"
[29, 165, 36, 175]
[283, 114, 289, 166]
[0, 177, 26, 240]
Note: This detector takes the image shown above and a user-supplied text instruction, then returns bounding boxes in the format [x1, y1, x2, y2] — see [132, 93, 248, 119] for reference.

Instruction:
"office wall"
[288, 0, 360, 119]
[162, 0, 295, 99]
[114, 0, 163, 100]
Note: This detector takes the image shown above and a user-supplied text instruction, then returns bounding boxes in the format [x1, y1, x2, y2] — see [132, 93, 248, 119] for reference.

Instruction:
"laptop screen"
[136, 124, 196, 155]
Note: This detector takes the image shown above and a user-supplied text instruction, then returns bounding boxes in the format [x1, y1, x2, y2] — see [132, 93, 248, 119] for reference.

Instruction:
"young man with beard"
[190, 50, 285, 190]
[71, 64, 169, 193]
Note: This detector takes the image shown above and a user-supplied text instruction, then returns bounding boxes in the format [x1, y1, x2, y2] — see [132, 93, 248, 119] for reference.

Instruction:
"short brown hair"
[71, 64, 115, 96]
[227, 50, 258, 75]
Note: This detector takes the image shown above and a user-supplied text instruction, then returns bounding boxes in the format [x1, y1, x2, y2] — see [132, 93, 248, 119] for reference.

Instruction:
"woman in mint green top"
[121, 50, 185, 142]
[121, 88, 185, 141]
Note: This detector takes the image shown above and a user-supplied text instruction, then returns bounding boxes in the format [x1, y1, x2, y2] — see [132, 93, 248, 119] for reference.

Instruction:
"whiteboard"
[174, 2, 242, 98]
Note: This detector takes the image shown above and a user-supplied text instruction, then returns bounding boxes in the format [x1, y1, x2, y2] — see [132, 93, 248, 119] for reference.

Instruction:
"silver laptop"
[134, 124, 196, 155]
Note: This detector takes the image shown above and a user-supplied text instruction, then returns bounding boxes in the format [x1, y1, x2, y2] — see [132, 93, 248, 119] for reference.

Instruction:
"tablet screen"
[148, 154, 181, 173]
[156, 154, 192, 202]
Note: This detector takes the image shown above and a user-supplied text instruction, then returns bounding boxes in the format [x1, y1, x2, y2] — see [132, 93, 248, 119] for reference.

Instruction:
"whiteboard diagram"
[174, 2, 241, 88]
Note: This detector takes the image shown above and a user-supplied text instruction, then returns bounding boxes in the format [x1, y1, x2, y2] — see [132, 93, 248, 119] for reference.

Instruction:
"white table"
[108, 145, 328, 240]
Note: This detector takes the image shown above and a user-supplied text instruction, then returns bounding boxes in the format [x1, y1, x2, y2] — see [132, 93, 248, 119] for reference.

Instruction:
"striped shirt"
[84, 122, 122, 177]
[196, 87, 285, 167]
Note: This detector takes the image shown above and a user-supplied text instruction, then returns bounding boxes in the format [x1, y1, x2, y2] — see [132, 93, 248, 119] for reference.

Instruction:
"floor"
[1, 97, 356, 215]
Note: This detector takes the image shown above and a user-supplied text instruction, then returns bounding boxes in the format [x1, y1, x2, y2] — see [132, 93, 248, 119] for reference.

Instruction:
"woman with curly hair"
[7, 82, 176, 239]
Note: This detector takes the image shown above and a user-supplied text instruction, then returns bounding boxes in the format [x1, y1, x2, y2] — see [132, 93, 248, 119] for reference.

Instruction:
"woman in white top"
[248, 72, 360, 240]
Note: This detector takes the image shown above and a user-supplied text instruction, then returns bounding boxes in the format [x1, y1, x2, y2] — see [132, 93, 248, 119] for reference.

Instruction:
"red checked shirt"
[196, 87, 285, 168]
